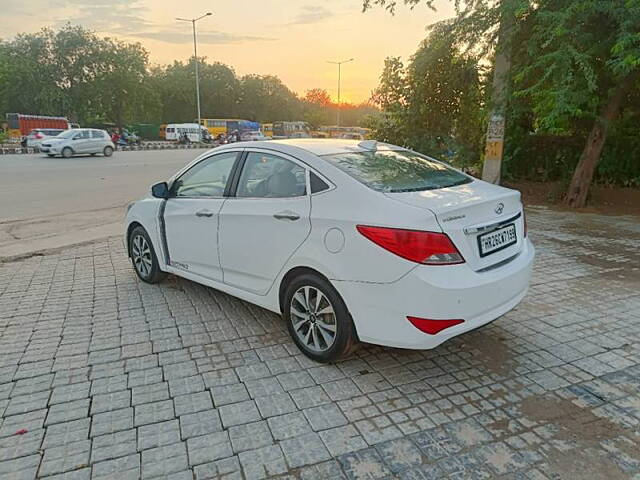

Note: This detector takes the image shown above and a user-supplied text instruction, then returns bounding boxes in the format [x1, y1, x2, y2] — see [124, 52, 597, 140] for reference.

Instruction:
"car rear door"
[218, 149, 311, 295]
[163, 150, 240, 281]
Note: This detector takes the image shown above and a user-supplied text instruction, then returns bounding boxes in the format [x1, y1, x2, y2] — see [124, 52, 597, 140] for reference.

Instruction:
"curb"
[0, 143, 215, 155]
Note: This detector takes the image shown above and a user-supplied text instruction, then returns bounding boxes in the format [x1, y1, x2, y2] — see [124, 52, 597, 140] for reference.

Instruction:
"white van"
[165, 124, 209, 142]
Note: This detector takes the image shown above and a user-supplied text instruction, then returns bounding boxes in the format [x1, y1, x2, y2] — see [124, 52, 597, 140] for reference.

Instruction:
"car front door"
[73, 130, 91, 153]
[163, 150, 240, 281]
[218, 150, 311, 295]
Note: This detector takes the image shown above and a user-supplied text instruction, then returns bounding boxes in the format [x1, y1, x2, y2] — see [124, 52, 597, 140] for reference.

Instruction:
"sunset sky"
[1, 0, 456, 103]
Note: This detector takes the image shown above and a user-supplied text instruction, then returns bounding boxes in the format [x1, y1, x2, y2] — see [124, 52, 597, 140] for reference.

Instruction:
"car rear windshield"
[322, 149, 472, 193]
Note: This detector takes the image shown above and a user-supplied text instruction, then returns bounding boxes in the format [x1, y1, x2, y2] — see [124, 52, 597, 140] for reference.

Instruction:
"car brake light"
[356, 225, 464, 265]
[407, 316, 464, 334]
[35, 133, 43, 139]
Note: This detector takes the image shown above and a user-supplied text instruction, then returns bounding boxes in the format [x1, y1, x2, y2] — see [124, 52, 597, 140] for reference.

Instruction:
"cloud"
[288, 5, 333, 25]
[130, 30, 276, 45]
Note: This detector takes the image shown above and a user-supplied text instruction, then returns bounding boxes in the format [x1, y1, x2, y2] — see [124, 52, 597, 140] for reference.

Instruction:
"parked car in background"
[40, 128, 114, 158]
[124, 139, 534, 362]
[240, 130, 270, 142]
[25, 128, 65, 148]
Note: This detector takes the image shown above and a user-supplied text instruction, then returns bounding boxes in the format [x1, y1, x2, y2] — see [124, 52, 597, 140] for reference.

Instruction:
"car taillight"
[356, 225, 464, 265]
[35, 133, 43, 139]
[407, 316, 464, 334]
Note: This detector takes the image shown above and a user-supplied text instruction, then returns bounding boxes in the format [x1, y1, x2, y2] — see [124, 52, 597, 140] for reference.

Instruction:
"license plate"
[478, 223, 517, 257]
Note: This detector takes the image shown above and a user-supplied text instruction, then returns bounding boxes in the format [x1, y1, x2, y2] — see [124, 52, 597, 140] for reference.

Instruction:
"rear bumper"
[334, 238, 535, 350]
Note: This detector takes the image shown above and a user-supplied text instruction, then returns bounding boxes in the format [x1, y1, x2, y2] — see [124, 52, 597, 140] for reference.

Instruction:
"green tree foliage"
[0, 25, 376, 131]
[365, 0, 640, 202]
[237, 74, 301, 122]
[368, 23, 485, 167]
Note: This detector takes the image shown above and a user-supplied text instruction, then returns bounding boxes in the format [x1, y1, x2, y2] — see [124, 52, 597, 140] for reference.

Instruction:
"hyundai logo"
[495, 202, 504, 215]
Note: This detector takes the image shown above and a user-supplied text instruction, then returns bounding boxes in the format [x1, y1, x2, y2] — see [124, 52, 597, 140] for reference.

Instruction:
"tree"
[365, 0, 640, 206]
[513, 0, 640, 207]
[367, 22, 485, 166]
[237, 75, 301, 122]
[370, 56, 406, 112]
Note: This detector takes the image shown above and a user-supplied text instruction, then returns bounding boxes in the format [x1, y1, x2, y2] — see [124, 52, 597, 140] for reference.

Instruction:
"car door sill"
[164, 265, 279, 313]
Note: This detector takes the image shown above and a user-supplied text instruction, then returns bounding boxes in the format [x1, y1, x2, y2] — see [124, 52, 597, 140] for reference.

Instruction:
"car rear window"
[322, 149, 472, 193]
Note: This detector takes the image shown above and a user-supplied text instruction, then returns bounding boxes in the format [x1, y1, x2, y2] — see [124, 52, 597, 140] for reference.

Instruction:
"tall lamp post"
[327, 58, 353, 127]
[176, 12, 212, 141]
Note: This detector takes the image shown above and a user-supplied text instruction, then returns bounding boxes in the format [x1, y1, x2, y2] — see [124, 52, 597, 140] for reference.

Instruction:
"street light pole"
[177, 12, 212, 141]
[327, 58, 354, 127]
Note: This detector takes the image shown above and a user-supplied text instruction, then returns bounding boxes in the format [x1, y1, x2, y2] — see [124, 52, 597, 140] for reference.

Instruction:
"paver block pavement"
[1, 209, 640, 479]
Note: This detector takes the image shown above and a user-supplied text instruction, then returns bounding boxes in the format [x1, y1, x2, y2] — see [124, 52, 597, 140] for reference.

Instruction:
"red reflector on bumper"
[407, 316, 464, 335]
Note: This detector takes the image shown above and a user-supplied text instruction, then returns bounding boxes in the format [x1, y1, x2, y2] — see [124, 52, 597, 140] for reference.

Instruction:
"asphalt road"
[0, 149, 203, 219]
[0, 149, 209, 259]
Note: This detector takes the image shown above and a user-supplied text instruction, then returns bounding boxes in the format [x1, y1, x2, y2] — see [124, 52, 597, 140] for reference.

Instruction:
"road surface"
[0, 149, 208, 259]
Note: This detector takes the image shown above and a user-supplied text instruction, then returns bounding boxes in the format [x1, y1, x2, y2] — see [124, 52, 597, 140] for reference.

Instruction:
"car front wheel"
[283, 273, 357, 362]
[129, 226, 166, 283]
[61, 147, 73, 158]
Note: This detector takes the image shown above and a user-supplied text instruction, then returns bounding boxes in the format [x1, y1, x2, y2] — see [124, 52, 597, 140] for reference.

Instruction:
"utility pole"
[177, 12, 212, 142]
[327, 58, 354, 127]
[481, 9, 513, 184]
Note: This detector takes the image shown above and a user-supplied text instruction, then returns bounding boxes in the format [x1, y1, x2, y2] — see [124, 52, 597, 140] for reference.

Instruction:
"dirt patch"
[505, 180, 640, 217]
[519, 396, 640, 479]
[458, 332, 514, 375]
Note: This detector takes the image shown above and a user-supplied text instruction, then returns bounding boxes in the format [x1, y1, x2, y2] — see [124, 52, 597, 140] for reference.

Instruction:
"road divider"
[0, 142, 215, 155]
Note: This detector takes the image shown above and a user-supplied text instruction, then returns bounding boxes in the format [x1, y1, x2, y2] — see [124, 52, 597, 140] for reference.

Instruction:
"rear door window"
[322, 149, 471, 192]
[236, 153, 306, 198]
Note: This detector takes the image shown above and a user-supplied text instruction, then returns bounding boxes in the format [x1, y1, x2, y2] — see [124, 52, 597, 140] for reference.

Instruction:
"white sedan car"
[125, 139, 534, 362]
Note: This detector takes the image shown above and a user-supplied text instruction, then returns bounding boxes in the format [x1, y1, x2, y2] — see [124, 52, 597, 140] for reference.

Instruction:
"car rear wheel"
[61, 147, 73, 158]
[283, 273, 357, 362]
[103, 146, 114, 157]
[129, 226, 166, 284]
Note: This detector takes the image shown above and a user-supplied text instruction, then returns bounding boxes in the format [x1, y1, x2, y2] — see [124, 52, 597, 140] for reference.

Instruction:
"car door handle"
[273, 211, 300, 221]
[195, 209, 214, 218]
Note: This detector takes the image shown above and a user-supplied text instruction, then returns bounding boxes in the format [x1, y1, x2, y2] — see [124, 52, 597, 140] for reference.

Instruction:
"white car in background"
[26, 128, 65, 148]
[124, 139, 534, 362]
[40, 128, 114, 158]
[241, 131, 270, 142]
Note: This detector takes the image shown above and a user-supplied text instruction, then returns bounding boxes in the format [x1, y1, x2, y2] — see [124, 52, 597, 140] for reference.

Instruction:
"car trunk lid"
[384, 180, 525, 271]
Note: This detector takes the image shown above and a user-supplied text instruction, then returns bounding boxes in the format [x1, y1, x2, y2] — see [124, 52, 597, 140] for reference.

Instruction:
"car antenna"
[358, 140, 377, 151]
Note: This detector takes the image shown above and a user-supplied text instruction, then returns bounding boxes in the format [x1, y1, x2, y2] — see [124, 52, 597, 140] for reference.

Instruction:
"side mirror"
[151, 182, 169, 199]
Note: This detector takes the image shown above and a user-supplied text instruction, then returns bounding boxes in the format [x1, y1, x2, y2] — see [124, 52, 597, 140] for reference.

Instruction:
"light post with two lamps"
[327, 58, 354, 127]
[176, 12, 212, 141]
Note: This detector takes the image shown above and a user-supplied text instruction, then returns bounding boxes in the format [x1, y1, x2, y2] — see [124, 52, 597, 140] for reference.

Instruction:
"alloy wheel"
[290, 286, 337, 352]
[131, 234, 152, 278]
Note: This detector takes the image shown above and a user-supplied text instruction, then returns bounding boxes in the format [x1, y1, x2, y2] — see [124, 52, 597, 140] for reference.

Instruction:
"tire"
[128, 226, 167, 284]
[61, 147, 73, 158]
[103, 146, 114, 157]
[283, 272, 357, 362]
[47, 154, 55, 157]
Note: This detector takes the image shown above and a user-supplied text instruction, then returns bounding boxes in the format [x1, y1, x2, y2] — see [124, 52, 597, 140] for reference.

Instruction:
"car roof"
[231, 138, 402, 156]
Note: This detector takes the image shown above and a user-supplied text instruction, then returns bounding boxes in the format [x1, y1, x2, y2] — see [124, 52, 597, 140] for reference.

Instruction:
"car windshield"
[322, 149, 472, 193]
[56, 130, 76, 139]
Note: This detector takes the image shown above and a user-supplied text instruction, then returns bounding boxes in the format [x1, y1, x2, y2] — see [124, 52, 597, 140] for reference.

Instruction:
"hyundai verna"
[125, 139, 534, 362]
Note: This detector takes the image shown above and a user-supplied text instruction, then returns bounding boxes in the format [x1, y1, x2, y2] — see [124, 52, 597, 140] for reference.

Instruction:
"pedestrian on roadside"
[111, 131, 120, 149]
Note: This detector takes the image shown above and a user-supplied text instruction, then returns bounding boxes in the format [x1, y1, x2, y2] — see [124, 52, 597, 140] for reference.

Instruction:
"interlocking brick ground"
[1, 207, 640, 479]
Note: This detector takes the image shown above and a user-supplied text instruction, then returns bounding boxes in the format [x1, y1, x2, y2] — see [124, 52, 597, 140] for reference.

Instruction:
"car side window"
[76, 130, 90, 140]
[236, 153, 307, 198]
[172, 152, 238, 198]
[91, 130, 104, 139]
